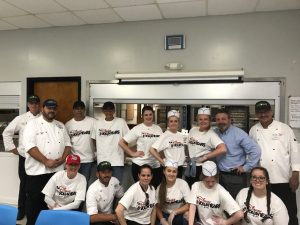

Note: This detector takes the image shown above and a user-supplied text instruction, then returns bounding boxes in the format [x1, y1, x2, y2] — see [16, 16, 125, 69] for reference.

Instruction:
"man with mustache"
[86, 161, 124, 225]
[23, 99, 71, 225]
[249, 100, 300, 225]
[214, 108, 261, 198]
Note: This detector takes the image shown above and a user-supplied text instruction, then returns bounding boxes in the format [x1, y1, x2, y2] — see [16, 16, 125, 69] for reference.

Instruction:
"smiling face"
[256, 110, 273, 128]
[168, 116, 179, 132]
[42, 106, 57, 122]
[250, 168, 268, 191]
[66, 163, 80, 179]
[198, 114, 210, 131]
[138, 167, 153, 187]
[143, 110, 154, 126]
[27, 102, 40, 116]
[215, 112, 231, 132]
[97, 169, 113, 186]
[164, 166, 177, 183]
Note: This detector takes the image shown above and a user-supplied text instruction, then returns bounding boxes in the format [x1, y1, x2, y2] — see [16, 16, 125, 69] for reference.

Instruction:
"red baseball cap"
[66, 154, 80, 165]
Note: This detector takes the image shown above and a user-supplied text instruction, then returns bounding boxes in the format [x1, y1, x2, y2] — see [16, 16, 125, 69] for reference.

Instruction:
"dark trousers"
[127, 220, 150, 225]
[219, 171, 248, 199]
[91, 222, 114, 225]
[185, 166, 202, 188]
[131, 163, 163, 188]
[271, 183, 298, 225]
[18, 155, 27, 213]
[26, 173, 54, 225]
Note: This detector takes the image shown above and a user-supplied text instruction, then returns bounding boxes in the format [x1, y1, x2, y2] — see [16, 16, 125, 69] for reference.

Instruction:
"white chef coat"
[2, 111, 41, 157]
[249, 120, 300, 183]
[23, 116, 71, 175]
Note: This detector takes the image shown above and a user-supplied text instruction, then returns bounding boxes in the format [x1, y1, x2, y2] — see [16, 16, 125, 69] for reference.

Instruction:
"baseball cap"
[66, 154, 80, 165]
[202, 161, 217, 177]
[167, 110, 180, 118]
[73, 100, 85, 109]
[164, 159, 178, 168]
[255, 101, 271, 113]
[198, 107, 211, 115]
[27, 95, 40, 103]
[43, 99, 58, 108]
[103, 101, 115, 111]
[97, 161, 112, 172]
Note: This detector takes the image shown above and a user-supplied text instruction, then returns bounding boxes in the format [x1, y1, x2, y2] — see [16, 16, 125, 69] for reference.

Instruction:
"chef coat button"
[257, 139, 260, 141]
[271, 159, 274, 161]
[59, 142, 60, 143]
[273, 149, 275, 150]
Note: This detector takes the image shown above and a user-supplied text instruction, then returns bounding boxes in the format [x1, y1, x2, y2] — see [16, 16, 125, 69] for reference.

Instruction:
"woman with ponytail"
[156, 159, 190, 225]
[235, 166, 289, 224]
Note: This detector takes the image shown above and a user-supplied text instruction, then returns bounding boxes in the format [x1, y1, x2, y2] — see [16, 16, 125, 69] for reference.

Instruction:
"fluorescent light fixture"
[115, 70, 244, 84]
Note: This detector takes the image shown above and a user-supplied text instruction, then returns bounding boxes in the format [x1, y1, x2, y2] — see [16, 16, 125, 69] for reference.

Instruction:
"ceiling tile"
[0, 0, 28, 17]
[55, 0, 109, 11]
[256, 0, 300, 11]
[208, 0, 258, 15]
[0, 19, 18, 30]
[114, 4, 162, 21]
[3, 15, 51, 28]
[105, 0, 155, 7]
[74, 8, 122, 24]
[159, 1, 206, 18]
[37, 12, 85, 26]
[5, 0, 66, 14]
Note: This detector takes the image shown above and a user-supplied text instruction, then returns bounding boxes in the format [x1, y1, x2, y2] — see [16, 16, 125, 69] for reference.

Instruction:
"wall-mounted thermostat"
[165, 34, 185, 50]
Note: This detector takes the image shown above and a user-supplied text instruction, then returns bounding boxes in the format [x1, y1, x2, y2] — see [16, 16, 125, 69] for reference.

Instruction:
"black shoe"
[17, 210, 25, 220]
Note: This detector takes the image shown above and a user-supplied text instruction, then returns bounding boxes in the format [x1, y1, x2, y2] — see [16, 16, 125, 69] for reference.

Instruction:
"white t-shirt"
[65, 116, 96, 163]
[188, 181, 241, 225]
[188, 128, 224, 166]
[123, 123, 162, 168]
[91, 117, 129, 166]
[42, 170, 86, 207]
[119, 182, 156, 224]
[156, 178, 190, 214]
[152, 130, 185, 166]
[236, 188, 289, 225]
[249, 120, 300, 183]
[23, 116, 71, 175]
[86, 177, 124, 215]
[2, 111, 41, 157]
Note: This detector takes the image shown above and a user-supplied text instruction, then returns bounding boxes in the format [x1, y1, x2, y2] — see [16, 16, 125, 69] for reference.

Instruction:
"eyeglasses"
[144, 192, 149, 207]
[251, 176, 266, 182]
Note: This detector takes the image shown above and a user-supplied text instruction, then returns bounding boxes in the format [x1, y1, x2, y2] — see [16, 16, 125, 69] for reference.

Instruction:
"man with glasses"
[2, 95, 41, 220]
[86, 161, 124, 225]
[250, 100, 300, 225]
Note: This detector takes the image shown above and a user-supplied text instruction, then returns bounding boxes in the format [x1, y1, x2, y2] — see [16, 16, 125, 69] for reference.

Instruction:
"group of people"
[2, 94, 299, 225]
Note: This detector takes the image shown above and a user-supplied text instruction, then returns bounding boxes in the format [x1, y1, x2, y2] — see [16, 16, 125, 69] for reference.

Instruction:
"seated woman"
[42, 154, 87, 210]
[235, 166, 289, 225]
[156, 159, 190, 225]
[188, 161, 243, 225]
[115, 164, 156, 225]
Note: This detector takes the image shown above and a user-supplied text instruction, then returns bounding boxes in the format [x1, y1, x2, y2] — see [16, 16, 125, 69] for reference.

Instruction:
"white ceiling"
[0, 0, 299, 30]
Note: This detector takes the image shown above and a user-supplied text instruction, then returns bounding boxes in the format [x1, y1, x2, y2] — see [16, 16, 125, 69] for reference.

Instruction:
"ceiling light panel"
[74, 8, 122, 24]
[3, 15, 51, 28]
[105, 0, 155, 7]
[55, 0, 109, 11]
[208, 0, 258, 15]
[37, 12, 85, 26]
[159, 1, 206, 18]
[5, 0, 66, 14]
[115, 4, 162, 21]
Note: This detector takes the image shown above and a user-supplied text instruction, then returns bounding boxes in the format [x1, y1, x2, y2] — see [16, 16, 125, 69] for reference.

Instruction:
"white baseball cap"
[202, 161, 217, 176]
[198, 107, 211, 115]
[164, 159, 178, 168]
[167, 110, 180, 118]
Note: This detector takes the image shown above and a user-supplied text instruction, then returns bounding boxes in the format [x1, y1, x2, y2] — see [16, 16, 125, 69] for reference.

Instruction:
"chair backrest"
[0, 204, 18, 225]
[35, 210, 89, 225]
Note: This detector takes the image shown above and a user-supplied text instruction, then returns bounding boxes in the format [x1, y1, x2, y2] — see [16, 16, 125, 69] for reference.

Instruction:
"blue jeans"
[112, 166, 124, 183]
[79, 162, 93, 183]
[157, 212, 188, 225]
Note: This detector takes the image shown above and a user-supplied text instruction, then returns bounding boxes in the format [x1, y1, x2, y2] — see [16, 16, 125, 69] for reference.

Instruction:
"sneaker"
[17, 210, 25, 220]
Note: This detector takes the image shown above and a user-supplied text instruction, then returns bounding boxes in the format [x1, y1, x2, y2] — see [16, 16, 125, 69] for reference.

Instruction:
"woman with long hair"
[235, 166, 289, 225]
[150, 110, 185, 178]
[186, 107, 226, 187]
[156, 159, 190, 225]
[119, 105, 163, 188]
[188, 161, 243, 225]
[116, 164, 156, 225]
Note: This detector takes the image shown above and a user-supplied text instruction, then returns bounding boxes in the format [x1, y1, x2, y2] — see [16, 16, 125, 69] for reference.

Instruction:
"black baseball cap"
[103, 101, 115, 110]
[27, 95, 40, 103]
[73, 100, 85, 109]
[255, 101, 271, 113]
[43, 99, 58, 108]
[97, 161, 112, 172]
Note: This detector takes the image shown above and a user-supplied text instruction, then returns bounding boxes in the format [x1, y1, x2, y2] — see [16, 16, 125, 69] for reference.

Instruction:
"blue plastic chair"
[0, 204, 18, 225]
[35, 210, 89, 225]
